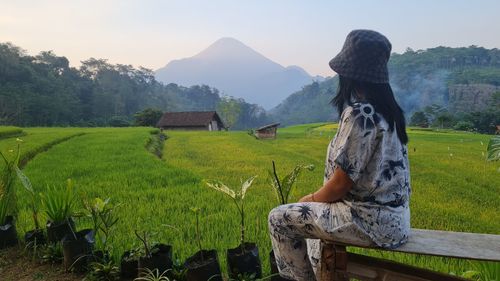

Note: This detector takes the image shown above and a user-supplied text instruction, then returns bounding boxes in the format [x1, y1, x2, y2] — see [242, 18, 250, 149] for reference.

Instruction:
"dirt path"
[0, 246, 83, 281]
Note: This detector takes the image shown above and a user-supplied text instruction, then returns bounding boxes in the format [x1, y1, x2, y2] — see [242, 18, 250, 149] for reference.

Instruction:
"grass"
[0, 126, 25, 140]
[2, 124, 499, 278]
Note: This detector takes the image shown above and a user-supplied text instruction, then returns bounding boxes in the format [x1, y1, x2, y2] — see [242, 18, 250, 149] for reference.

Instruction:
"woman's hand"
[297, 167, 354, 203]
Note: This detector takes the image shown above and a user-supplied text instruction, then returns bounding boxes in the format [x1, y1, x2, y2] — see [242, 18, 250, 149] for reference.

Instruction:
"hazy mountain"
[155, 37, 316, 109]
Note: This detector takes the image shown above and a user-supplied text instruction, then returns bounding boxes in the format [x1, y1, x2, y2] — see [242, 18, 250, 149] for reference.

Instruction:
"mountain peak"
[212, 37, 246, 46]
[155, 38, 314, 109]
[194, 37, 266, 62]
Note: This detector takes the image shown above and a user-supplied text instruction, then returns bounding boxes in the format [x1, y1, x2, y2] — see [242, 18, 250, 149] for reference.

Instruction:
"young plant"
[0, 140, 21, 225]
[41, 179, 78, 224]
[134, 268, 172, 281]
[85, 259, 121, 281]
[170, 258, 187, 281]
[486, 135, 500, 161]
[40, 243, 64, 264]
[205, 176, 257, 252]
[84, 197, 119, 253]
[15, 167, 41, 230]
[190, 207, 205, 262]
[268, 160, 315, 205]
[135, 230, 153, 258]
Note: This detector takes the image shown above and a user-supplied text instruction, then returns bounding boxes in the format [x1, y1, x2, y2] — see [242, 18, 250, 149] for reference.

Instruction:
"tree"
[434, 113, 455, 128]
[217, 96, 241, 130]
[134, 108, 163, 127]
[423, 104, 446, 125]
[410, 111, 429, 127]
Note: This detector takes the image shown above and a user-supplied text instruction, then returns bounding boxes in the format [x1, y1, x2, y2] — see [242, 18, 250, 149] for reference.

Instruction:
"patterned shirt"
[325, 102, 411, 248]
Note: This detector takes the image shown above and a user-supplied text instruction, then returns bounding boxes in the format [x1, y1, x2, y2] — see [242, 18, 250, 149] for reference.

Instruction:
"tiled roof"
[156, 111, 223, 127]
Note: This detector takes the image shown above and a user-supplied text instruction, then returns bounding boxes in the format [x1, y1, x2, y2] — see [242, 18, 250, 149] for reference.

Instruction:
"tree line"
[0, 42, 271, 129]
[273, 46, 500, 133]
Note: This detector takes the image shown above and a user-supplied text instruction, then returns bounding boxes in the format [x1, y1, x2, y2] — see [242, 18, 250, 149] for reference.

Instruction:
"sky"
[2, 0, 500, 77]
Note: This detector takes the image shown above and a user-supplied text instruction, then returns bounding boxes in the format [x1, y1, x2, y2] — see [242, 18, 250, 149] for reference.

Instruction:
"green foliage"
[108, 116, 131, 127]
[134, 108, 164, 127]
[190, 207, 204, 254]
[0, 140, 20, 225]
[84, 197, 119, 252]
[410, 111, 429, 127]
[85, 260, 121, 281]
[453, 121, 475, 131]
[461, 110, 500, 134]
[8, 126, 499, 278]
[0, 127, 24, 139]
[41, 179, 77, 223]
[486, 136, 500, 161]
[40, 243, 64, 264]
[433, 112, 455, 129]
[462, 261, 500, 281]
[271, 79, 339, 126]
[228, 272, 257, 281]
[217, 96, 241, 129]
[134, 268, 172, 281]
[135, 230, 155, 259]
[15, 166, 41, 229]
[145, 131, 166, 159]
[206, 176, 257, 246]
[0, 42, 270, 129]
[269, 161, 315, 205]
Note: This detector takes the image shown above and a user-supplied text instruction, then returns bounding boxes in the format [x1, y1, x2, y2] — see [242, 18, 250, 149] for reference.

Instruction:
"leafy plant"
[462, 261, 500, 281]
[15, 167, 41, 229]
[134, 268, 172, 281]
[0, 140, 21, 225]
[205, 176, 257, 252]
[40, 243, 64, 264]
[85, 260, 121, 281]
[41, 179, 77, 223]
[190, 207, 203, 256]
[228, 272, 258, 281]
[486, 135, 500, 161]
[135, 230, 154, 259]
[123, 246, 142, 263]
[84, 197, 119, 252]
[268, 160, 315, 205]
[189, 207, 207, 262]
[170, 258, 187, 281]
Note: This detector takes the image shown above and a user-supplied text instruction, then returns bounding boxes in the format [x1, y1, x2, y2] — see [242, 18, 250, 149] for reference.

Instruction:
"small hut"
[156, 111, 225, 131]
[255, 123, 280, 139]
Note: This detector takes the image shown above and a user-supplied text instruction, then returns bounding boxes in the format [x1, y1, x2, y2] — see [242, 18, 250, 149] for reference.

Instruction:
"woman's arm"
[298, 167, 353, 203]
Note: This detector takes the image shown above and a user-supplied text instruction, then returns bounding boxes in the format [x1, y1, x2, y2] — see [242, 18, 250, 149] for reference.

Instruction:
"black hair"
[331, 75, 408, 144]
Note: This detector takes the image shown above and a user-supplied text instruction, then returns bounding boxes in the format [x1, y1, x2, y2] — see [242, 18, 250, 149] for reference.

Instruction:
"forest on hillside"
[1, 42, 499, 132]
[0, 42, 270, 129]
[272, 46, 500, 133]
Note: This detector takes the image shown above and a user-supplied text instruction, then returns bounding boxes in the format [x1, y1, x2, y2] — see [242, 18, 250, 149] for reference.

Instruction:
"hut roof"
[256, 123, 280, 131]
[156, 111, 224, 128]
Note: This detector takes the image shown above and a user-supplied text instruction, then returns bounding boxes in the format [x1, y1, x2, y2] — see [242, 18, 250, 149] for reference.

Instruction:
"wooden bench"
[320, 228, 500, 281]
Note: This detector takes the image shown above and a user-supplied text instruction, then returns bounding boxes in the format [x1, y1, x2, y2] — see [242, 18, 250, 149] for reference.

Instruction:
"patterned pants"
[268, 202, 372, 281]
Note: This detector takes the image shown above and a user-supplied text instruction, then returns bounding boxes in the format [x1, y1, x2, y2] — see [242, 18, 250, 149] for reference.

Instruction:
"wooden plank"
[393, 229, 500, 261]
[324, 228, 500, 261]
[345, 252, 470, 281]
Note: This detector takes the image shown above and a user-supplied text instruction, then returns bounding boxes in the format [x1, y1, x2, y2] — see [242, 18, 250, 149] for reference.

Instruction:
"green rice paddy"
[0, 124, 498, 278]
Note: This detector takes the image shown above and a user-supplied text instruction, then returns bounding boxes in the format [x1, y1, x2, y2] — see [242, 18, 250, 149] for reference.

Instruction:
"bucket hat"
[329, 29, 392, 83]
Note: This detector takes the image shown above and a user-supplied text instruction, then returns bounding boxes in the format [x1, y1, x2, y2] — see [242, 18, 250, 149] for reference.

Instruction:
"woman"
[268, 30, 411, 281]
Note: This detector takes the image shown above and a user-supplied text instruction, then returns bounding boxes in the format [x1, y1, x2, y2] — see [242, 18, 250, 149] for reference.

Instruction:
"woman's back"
[326, 101, 411, 248]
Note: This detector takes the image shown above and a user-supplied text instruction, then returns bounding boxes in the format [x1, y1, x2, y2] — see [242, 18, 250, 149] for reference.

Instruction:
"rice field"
[1, 124, 499, 278]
